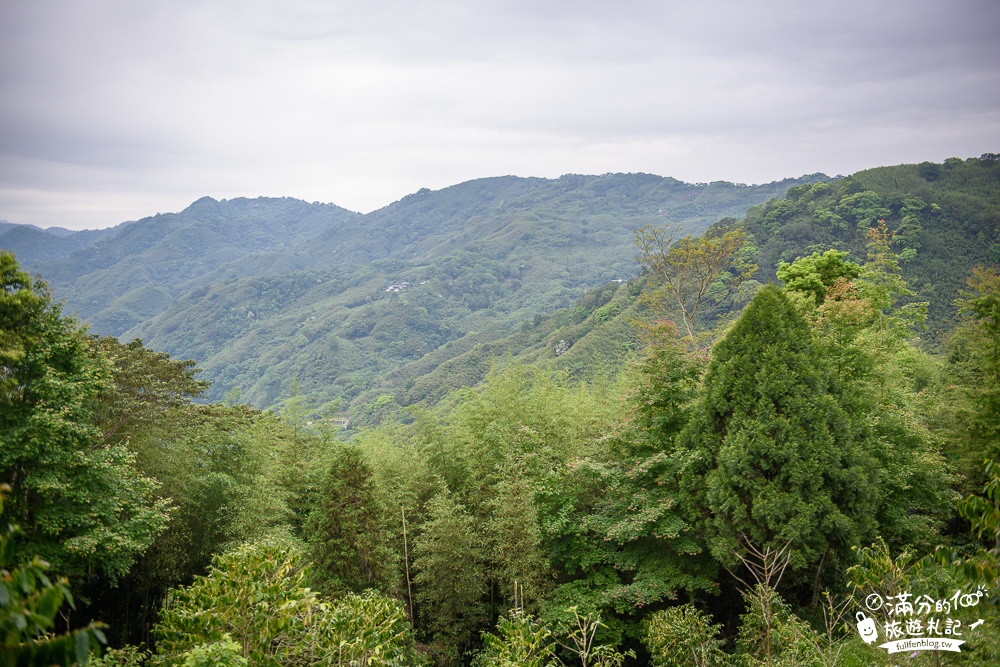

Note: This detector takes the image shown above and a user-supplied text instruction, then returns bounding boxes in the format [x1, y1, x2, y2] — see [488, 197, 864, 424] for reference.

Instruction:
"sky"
[1, 1, 998, 230]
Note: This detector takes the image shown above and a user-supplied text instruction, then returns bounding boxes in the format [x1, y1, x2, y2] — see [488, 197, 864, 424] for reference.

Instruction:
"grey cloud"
[0, 0, 997, 229]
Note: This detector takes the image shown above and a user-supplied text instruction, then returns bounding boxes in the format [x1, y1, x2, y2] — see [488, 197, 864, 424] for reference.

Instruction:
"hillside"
[742, 154, 1000, 340]
[4, 172, 826, 413]
[0, 223, 118, 265]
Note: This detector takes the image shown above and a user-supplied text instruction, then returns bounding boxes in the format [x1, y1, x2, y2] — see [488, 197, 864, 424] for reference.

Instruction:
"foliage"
[0, 484, 108, 667]
[746, 157, 1000, 340]
[178, 637, 247, 667]
[474, 608, 634, 667]
[305, 444, 398, 596]
[473, 611, 558, 667]
[643, 604, 727, 667]
[678, 285, 879, 577]
[735, 585, 822, 667]
[950, 266, 1000, 459]
[90, 645, 150, 667]
[153, 538, 419, 666]
[552, 607, 635, 667]
[635, 222, 757, 342]
[776, 250, 860, 306]
[412, 492, 487, 660]
[0, 251, 170, 583]
[87, 335, 209, 446]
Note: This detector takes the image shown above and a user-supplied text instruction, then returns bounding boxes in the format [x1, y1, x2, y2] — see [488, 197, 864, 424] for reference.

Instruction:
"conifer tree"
[678, 284, 878, 582]
[305, 445, 397, 596]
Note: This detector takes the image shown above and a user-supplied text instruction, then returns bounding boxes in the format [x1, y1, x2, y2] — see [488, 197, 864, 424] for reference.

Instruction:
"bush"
[643, 605, 727, 667]
[153, 538, 420, 666]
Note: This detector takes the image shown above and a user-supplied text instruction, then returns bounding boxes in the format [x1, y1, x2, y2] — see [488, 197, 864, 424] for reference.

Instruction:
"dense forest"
[3, 156, 1000, 666]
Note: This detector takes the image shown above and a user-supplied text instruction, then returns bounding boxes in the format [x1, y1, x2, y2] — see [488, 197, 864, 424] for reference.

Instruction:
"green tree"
[776, 250, 860, 306]
[473, 611, 558, 667]
[87, 336, 208, 446]
[0, 484, 107, 667]
[678, 285, 879, 582]
[305, 444, 398, 596]
[635, 223, 757, 343]
[413, 492, 487, 662]
[642, 605, 726, 667]
[0, 251, 169, 583]
[550, 325, 715, 626]
[153, 538, 418, 666]
[734, 585, 822, 667]
[953, 266, 1000, 455]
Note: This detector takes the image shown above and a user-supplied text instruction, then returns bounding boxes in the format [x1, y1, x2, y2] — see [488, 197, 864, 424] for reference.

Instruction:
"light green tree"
[776, 250, 860, 306]
[634, 223, 757, 343]
[153, 538, 419, 666]
[0, 251, 170, 583]
[643, 605, 726, 667]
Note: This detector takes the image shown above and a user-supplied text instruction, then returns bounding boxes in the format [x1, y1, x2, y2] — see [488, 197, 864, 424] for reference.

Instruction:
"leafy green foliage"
[776, 250, 860, 306]
[0, 484, 108, 667]
[305, 444, 398, 596]
[90, 645, 150, 667]
[745, 156, 1000, 340]
[413, 493, 487, 660]
[635, 222, 757, 342]
[87, 335, 209, 446]
[642, 605, 726, 667]
[178, 638, 247, 667]
[735, 585, 822, 667]
[473, 611, 558, 667]
[678, 285, 879, 574]
[153, 538, 419, 667]
[0, 251, 170, 583]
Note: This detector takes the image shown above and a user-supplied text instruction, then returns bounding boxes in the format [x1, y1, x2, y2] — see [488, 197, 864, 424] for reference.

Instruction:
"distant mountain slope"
[31, 196, 361, 333]
[742, 154, 1000, 340]
[0, 224, 118, 265]
[2, 172, 826, 412]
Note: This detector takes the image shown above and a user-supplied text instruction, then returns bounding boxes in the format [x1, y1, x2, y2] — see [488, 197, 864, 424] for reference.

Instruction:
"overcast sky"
[1, 1, 998, 230]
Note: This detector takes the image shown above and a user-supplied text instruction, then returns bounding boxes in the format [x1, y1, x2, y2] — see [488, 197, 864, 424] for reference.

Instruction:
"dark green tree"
[677, 285, 879, 585]
[305, 445, 398, 596]
[0, 484, 107, 667]
[413, 492, 487, 663]
[87, 336, 208, 446]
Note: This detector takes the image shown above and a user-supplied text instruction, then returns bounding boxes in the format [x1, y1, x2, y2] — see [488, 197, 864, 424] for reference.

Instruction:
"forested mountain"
[3, 155, 1000, 666]
[5, 173, 826, 412]
[0, 221, 118, 265]
[742, 155, 1000, 340]
[4, 158, 997, 422]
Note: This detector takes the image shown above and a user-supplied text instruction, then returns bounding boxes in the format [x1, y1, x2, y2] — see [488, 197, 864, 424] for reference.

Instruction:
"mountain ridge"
[2, 171, 832, 411]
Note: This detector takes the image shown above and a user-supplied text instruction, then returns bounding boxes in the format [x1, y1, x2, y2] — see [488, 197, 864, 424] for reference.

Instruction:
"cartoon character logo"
[856, 611, 878, 644]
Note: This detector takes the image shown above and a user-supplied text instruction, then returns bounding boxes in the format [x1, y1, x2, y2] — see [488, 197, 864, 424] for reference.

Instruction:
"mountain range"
[4, 157, 996, 422]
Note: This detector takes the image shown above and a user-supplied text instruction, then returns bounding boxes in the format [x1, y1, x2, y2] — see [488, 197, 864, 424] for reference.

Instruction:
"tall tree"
[634, 222, 756, 343]
[677, 285, 879, 584]
[305, 444, 398, 596]
[413, 492, 487, 663]
[0, 251, 169, 582]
